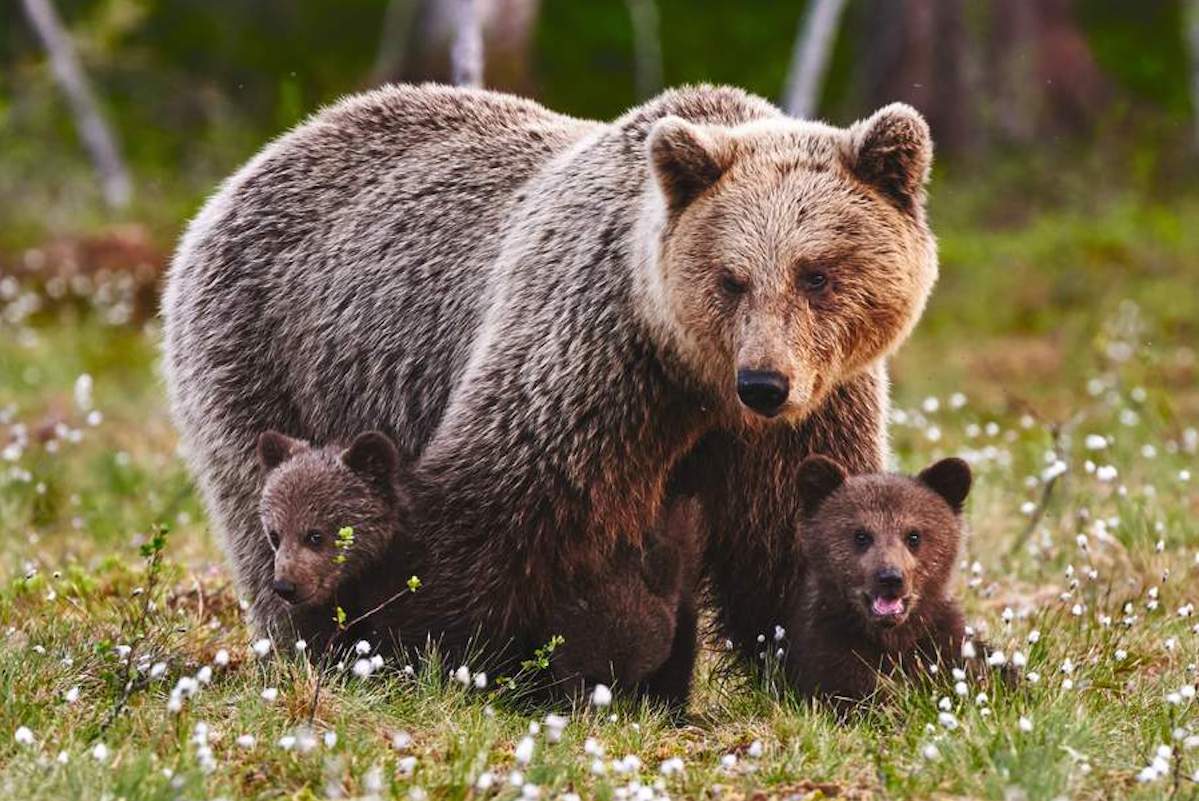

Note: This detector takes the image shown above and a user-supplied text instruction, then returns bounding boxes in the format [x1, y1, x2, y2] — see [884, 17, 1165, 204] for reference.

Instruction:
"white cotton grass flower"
[961, 641, 977, 659]
[1041, 460, 1067, 482]
[544, 713, 567, 743]
[938, 711, 959, 730]
[64, 686, 80, 703]
[590, 684, 612, 708]
[921, 743, 941, 761]
[659, 757, 685, 776]
[475, 771, 495, 790]
[1019, 716, 1033, 733]
[1095, 465, 1118, 482]
[14, 726, 34, 746]
[987, 650, 1007, 667]
[473, 671, 487, 689]
[508, 769, 524, 787]
[323, 731, 337, 748]
[91, 742, 109, 762]
[213, 648, 230, 667]
[294, 639, 307, 653]
[354, 640, 371, 655]
[514, 736, 535, 765]
[720, 753, 737, 769]
[392, 730, 413, 751]
[747, 739, 764, 758]
[453, 665, 471, 685]
[352, 658, 374, 678]
[251, 638, 272, 658]
[398, 756, 418, 777]
[261, 687, 279, 702]
[583, 737, 604, 757]
[236, 734, 256, 749]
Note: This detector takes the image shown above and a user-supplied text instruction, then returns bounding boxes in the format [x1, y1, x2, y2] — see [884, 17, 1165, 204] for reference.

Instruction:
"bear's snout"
[736, 369, 790, 417]
[271, 577, 298, 603]
[874, 566, 905, 597]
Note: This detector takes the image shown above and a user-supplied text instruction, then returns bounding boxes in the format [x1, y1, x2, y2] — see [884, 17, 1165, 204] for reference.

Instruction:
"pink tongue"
[872, 596, 904, 616]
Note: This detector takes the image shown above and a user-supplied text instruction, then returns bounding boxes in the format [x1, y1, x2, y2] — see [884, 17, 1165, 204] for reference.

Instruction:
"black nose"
[875, 567, 904, 595]
[272, 578, 297, 601]
[736, 370, 790, 417]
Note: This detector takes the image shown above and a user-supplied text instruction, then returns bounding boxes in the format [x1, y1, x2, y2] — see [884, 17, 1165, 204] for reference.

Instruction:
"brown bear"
[786, 454, 971, 702]
[254, 430, 423, 651]
[162, 83, 937, 693]
[256, 428, 705, 702]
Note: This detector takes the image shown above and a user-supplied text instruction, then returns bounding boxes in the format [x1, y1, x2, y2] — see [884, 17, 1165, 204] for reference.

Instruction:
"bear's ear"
[844, 103, 932, 213]
[796, 454, 848, 517]
[342, 431, 406, 491]
[647, 116, 733, 214]
[257, 430, 305, 472]
[918, 457, 972, 514]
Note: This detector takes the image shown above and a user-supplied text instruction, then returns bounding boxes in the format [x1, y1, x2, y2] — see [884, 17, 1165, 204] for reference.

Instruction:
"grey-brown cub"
[787, 455, 972, 702]
[257, 430, 415, 615]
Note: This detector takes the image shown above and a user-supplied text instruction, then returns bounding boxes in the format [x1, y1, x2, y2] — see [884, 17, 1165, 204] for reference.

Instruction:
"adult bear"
[163, 84, 937, 692]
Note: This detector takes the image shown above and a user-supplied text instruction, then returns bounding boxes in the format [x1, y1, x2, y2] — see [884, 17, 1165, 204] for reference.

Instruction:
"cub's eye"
[906, 530, 921, 550]
[853, 529, 873, 550]
[720, 272, 749, 296]
[267, 530, 280, 549]
[802, 271, 829, 293]
[304, 530, 324, 547]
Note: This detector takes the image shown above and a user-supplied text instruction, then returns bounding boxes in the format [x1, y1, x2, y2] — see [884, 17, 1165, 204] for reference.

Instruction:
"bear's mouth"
[864, 593, 909, 626]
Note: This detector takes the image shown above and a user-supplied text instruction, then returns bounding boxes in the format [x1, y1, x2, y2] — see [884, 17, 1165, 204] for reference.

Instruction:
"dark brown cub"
[787, 455, 972, 702]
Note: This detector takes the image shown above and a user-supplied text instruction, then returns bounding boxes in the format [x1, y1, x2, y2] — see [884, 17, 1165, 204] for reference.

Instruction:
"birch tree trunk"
[20, 0, 132, 209]
[1188, 0, 1199, 151]
[450, 0, 484, 88]
[625, 0, 663, 100]
[782, 0, 849, 119]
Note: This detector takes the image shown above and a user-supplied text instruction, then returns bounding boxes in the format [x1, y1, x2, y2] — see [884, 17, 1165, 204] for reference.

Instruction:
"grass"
[0, 176, 1198, 800]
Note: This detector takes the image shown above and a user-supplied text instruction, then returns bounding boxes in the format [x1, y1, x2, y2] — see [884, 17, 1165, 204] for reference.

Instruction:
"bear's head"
[256, 430, 413, 609]
[795, 455, 969, 631]
[643, 103, 936, 426]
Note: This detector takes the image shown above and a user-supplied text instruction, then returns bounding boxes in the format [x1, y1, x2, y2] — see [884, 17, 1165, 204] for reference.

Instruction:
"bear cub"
[257, 428, 703, 701]
[256, 429, 420, 650]
[789, 455, 973, 702]
[546, 497, 705, 704]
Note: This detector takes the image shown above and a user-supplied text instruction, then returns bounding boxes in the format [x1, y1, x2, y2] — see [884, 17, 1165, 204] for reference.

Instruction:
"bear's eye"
[906, 530, 921, 550]
[304, 530, 324, 548]
[720, 272, 749, 297]
[853, 529, 873, 550]
[267, 530, 280, 549]
[802, 271, 829, 293]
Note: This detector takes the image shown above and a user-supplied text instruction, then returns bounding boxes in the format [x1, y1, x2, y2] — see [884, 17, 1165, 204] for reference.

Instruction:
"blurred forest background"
[4, 0, 1199, 235]
[2, 0, 1199, 409]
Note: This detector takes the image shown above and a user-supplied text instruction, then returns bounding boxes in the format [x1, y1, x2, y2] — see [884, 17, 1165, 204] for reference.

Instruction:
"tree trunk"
[450, 0, 484, 88]
[625, 0, 663, 100]
[20, 0, 132, 209]
[372, 0, 420, 87]
[1186, 0, 1199, 150]
[782, 0, 850, 119]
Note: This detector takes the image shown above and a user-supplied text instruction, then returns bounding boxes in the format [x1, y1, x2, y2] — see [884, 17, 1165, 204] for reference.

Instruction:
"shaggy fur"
[255, 429, 704, 701]
[545, 497, 705, 703]
[786, 455, 970, 702]
[162, 83, 938, 687]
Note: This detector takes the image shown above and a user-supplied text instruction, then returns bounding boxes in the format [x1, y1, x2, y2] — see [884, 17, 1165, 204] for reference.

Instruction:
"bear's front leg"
[681, 369, 889, 672]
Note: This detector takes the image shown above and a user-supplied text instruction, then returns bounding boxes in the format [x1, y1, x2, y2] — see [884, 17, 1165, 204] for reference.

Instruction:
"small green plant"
[333, 525, 354, 564]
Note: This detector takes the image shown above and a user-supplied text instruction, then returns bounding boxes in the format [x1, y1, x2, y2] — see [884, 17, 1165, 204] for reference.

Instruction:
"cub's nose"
[736, 370, 790, 417]
[272, 578, 298, 602]
[875, 567, 904, 596]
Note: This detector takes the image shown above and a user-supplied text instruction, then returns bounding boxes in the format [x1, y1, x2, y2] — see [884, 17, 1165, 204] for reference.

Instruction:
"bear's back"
[164, 85, 597, 453]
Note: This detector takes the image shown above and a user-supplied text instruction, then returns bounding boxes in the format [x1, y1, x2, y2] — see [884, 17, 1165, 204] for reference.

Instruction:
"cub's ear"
[257, 430, 305, 472]
[844, 103, 932, 213]
[918, 457, 972, 514]
[647, 116, 733, 214]
[796, 454, 848, 517]
[342, 431, 406, 491]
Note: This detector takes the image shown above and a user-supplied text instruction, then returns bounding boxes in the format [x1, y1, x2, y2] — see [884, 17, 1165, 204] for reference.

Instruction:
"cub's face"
[256, 431, 406, 609]
[796, 456, 970, 630]
[645, 106, 937, 426]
